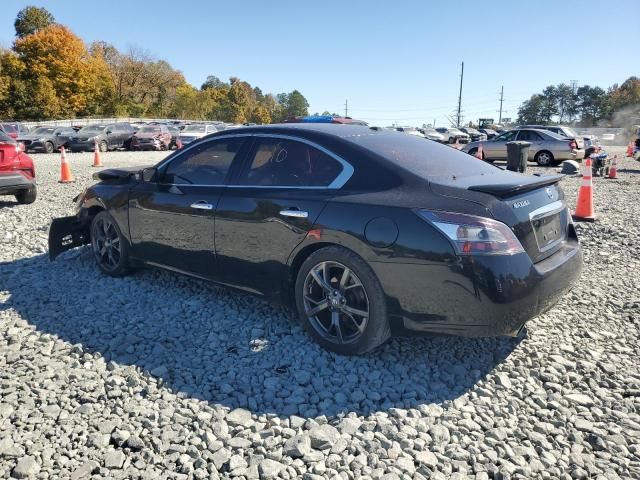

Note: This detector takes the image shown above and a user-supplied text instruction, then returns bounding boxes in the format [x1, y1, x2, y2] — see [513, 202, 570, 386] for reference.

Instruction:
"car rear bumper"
[0, 172, 36, 195]
[373, 238, 582, 337]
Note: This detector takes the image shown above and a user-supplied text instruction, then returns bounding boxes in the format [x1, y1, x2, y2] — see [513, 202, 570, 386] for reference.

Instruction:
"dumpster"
[506, 141, 531, 173]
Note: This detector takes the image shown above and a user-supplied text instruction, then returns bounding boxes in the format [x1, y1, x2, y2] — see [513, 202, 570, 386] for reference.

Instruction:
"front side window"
[494, 131, 517, 142]
[238, 138, 343, 187]
[163, 138, 246, 185]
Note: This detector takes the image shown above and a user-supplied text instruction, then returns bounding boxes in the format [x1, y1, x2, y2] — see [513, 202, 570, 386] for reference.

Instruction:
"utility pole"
[498, 85, 504, 123]
[344, 98, 348, 117]
[456, 61, 464, 128]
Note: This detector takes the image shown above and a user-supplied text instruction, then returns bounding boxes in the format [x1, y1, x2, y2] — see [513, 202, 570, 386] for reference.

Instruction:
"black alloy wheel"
[295, 246, 389, 354]
[91, 211, 131, 276]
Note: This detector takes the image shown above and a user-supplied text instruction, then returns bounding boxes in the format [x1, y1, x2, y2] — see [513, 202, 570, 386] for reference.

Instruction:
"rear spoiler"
[467, 174, 563, 198]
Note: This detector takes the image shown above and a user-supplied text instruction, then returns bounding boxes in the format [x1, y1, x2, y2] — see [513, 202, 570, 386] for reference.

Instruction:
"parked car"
[479, 128, 498, 139]
[600, 133, 616, 145]
[0, 131, 36, 204]
[460, 127, 487, 142]
[462, 128, 584, 166]
[417, 128, 446, 142]
[49, 124, 582, 354]
[285, 115, 368, 126]
[435, 127, 470, 144]
[167, 125, 180, 148]
[583, 134, 599, 149]
[515, 125, 585, 150]
[178, 124, 219, 146]
[68, 123, 136, 152]
[391, 126, 425, 138]
[17, 126, 77, 153]
[0, 122, 30, 140]
[130, 125, 172, 151]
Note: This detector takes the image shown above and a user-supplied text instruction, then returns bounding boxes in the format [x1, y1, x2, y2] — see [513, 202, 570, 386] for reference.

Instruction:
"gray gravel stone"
[309, 424, 340, 450]
[104, 450, 126, 469]
[11, 456, 40, 478]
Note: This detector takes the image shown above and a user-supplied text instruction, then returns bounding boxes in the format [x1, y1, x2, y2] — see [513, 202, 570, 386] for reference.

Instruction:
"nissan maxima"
[49, 124, 582, 355]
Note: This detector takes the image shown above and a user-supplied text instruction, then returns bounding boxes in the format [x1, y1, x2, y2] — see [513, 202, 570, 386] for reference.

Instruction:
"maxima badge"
[513, 199, 531, 209]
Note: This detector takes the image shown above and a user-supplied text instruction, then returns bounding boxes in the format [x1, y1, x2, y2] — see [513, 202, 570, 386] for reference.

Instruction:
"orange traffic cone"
[92, 141, 103, 167]
[176, 137, 183, 150]
[476, 142, 483, 160]
[58, 147, 75, 183]
[607, 154, 618, 179]
[626, 142, 634, 157]
[572, 157, 595, 222]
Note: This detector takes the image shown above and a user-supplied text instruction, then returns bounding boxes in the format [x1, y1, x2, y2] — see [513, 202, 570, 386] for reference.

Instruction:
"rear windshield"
[351, 131, 500, 179]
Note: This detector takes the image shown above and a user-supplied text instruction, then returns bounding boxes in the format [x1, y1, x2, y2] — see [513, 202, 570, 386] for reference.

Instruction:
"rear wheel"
[295, 246, 390, 355]
[534, 150, 554, 166]
[15, 187, 37, 204]
[44, 141, 55, 154]
[91, 211, 131, 277]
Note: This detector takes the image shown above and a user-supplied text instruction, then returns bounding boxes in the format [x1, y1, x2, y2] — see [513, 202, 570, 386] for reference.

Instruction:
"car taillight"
[416, 210, 524, 255]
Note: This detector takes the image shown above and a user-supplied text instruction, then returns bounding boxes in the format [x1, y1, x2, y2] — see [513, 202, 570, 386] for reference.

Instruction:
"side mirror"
[106, 130, 113, 135]
[142, 167, 157, 183]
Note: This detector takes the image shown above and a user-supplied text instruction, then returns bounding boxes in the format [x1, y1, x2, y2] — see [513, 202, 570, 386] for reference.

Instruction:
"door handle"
[190, 201, 213, 211]
[279, 209, 308, 218]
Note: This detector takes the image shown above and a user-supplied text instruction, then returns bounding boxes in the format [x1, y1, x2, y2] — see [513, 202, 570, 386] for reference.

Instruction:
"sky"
[1, 0, 636, 127]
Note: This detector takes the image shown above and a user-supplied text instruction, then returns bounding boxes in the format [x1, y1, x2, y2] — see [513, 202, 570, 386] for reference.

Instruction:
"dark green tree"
[14, 6, 55, 38]
[201, 75, 227, 90]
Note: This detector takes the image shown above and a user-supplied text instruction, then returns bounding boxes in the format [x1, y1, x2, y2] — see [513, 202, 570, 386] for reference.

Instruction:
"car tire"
[448, 137, 456, 144]
[90, 211, 131, 277]
[44, 142, 55, 154]
[534, 150, 554, 166]
[99, 140, 108, 153]
[295, 246, 390, 355]
[15, 186, 37, 204]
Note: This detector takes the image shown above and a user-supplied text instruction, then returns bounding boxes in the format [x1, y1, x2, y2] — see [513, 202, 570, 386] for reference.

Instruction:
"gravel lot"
[1, 147, 639, 479]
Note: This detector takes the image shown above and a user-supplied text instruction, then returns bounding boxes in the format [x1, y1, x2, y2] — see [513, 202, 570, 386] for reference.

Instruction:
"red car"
[130, 125, 172, 150]
[0, 131, 37, 204]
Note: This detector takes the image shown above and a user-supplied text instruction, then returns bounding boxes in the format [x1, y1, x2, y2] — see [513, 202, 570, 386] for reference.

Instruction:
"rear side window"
[517, 130, 544, 141]
[163, 138, 245, 185]
[238, 138, 343, 187]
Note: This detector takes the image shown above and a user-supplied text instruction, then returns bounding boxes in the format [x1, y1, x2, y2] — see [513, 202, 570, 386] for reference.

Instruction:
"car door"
[485, 130, 517, 160]
[214, 135, 351, 297]
[128, 136, 249, 279]
[515, 129, 544, 160]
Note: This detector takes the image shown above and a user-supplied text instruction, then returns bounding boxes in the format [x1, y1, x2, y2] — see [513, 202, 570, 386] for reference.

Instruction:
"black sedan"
[17, 126, 77, 153]
[49, 124, 582, 354]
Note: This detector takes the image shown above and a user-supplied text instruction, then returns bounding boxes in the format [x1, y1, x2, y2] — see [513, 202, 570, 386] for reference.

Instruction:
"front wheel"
[99, 140, 108, 153]
[44, 142, 55, 154]
[91, 211, 131, 277]
[295, 246, 390, 355]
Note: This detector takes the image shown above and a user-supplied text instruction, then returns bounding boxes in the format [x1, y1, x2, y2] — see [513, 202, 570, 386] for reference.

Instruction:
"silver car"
[515, 125, 584, 150]
[178, 124, 219, 145]
[462, 128, 584, 166]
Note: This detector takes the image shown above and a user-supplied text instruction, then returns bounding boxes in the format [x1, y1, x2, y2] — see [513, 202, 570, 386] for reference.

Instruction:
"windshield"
[32, 127, 56, 135]
[0, 131, 14, 143]
[78, 125, 106, 135]
[350, 130, 500, 179]
[139, 126, 162, 133]
[182, 125, 206, 133]
[464, 128, 479, 134]
[0, 124, 17, 133]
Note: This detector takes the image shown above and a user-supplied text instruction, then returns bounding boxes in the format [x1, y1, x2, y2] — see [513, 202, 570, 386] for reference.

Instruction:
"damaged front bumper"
[48, 215, 90, 260]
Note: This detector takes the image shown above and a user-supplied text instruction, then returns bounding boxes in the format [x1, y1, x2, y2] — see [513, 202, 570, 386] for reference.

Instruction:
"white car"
[389, 126, 425, 138]
[435, 127, 471, 144]
[417, 128, 446, 142]
[178, 124, 219, 145]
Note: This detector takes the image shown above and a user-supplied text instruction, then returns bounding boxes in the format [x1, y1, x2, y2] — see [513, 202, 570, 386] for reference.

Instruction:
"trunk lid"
[430, 171, 569, 263]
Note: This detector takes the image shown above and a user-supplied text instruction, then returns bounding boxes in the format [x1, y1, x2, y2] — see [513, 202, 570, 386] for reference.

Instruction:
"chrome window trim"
[154, 133, 354, 190]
